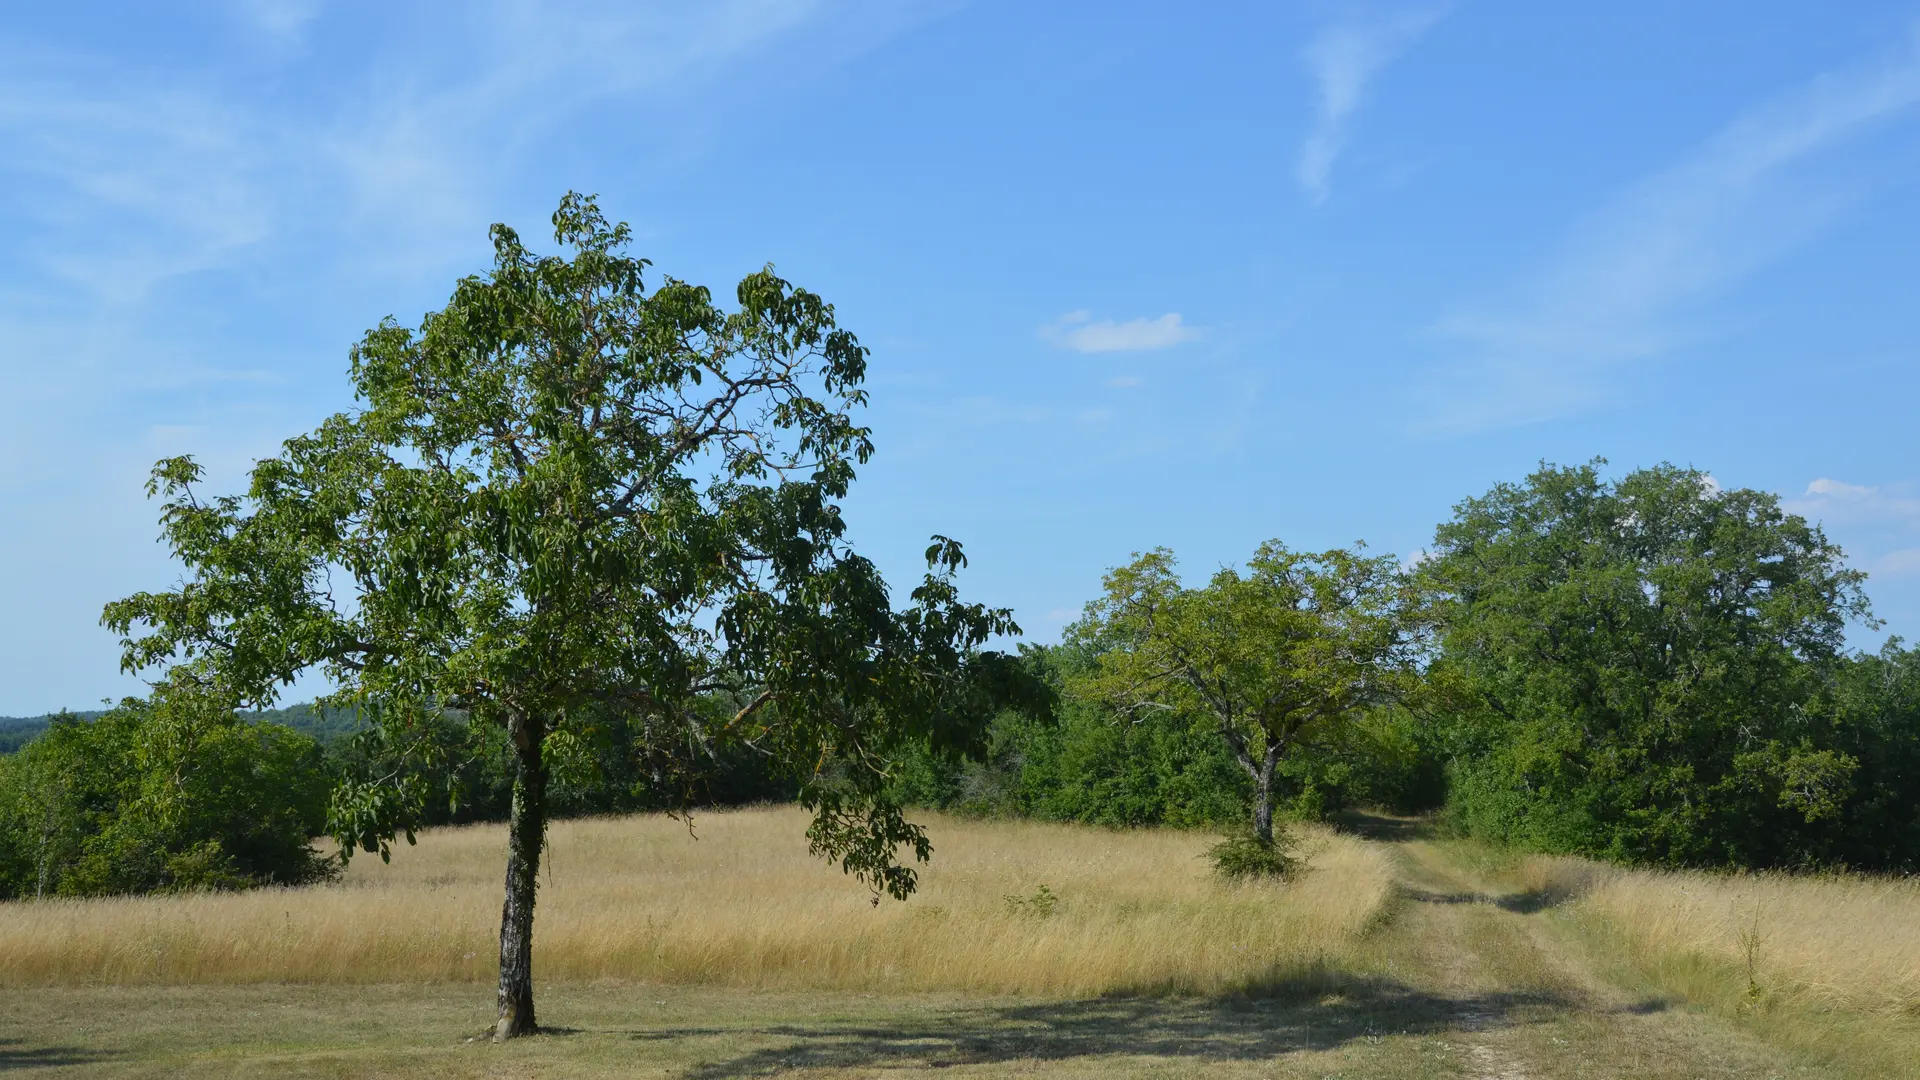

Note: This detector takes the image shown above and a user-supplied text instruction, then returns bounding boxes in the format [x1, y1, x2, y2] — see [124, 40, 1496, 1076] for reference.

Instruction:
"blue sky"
[3, 2, 1918, 715]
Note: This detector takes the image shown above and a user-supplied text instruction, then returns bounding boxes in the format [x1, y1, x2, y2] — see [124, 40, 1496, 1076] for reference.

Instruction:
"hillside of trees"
[0, 704, 357, 754]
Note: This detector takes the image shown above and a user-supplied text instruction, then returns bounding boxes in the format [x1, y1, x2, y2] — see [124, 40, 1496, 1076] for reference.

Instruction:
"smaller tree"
[1070, 542, 1417, 873]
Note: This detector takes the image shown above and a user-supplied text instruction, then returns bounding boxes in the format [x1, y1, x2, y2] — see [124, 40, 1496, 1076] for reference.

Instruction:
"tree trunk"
[1251, 741, 1284, 845]
[494, 718, 547, 1041]
[1251, 769, 1275, 844]
[1223, 728, 1283, 847]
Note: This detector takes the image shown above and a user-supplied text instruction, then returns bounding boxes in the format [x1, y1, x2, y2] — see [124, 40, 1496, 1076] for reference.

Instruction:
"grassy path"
[2, 826, 1875, 1078]
[1379, 833, 1812, 1079]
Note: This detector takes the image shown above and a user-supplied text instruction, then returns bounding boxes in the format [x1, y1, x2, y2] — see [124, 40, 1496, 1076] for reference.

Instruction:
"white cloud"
[1807, 477, 1877, 500]
[0, 1, 944, 713]
[232, 0, 325, 40]
[1785, 477, 1920, 524]
[1296, 8, 1443, 203]
[0, 66, 276, 303]
[1783, 478, 1920, 592]
[1419, 28, 1920, 434]
[1042, 311, 1201, 354]
[0, 1, 923, 303]
[1880, 549, 1920, 578]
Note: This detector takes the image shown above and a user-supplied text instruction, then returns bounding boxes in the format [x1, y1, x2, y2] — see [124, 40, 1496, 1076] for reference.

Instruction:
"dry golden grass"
[0, 806, 1395, 995]
[1518, 853, 1920, 1017]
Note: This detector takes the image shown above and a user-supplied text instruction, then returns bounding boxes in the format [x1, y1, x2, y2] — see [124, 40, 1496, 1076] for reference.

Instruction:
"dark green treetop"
[1422, 460, 1875, 866]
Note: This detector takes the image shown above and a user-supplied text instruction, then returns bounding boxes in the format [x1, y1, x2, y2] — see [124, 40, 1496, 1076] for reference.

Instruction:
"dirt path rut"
[1377, 831, 1822, 1080]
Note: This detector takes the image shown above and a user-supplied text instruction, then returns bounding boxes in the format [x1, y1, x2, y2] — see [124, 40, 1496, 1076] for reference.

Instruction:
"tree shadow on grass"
[1400, 886, 1576, 915]
[1330, 809, 1436, 843]
[649, 973, 1572, 1079]
[0, 1038, 118, 1071]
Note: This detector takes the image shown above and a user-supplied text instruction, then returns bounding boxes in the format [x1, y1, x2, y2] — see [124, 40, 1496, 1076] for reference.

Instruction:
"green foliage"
[1016, 694, 1252, 828]
[241, 703, 366, 746]
[1002, 883, 1059, 916]
[100, 195, 1038, 1036]
[892, 643, 1444, 829]
[103, 192, 1029, 884]
[888, 644, 1246, 827]
[1273, 704, 1448, 818]
[0, 712, 105, 755]
[1206, 829, 1302, 880]
[0, 684, 335, 900]
[1781, 638, 1920, 869]
[1423, 460, 1881, 869]
[1067, 542, 1420, 844]
[349, 705, 801, 826]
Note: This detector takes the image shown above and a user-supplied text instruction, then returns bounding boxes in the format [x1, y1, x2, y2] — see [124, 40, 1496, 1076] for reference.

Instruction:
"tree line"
[900, 462, 1920, 875]
[10, 459, 1915, 898]
[1, 195, 1913, 1038]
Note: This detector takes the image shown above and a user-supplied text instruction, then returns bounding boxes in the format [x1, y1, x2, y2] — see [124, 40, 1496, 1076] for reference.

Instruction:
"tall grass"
[1520, 855, 1920, 1017]
[0, 807, 1394, 995]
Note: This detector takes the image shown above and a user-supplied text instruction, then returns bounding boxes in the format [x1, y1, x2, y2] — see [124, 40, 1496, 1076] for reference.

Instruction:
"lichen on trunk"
[494, 720, 546, 1041]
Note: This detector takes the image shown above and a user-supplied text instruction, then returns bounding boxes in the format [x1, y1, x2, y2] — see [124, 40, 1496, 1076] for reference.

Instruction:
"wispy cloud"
[0, 1, 942, 712]
[1042, 311, 1201, 353]
[231, 0, 326, 41]
[0, 52, 277, 303]
[1785, 477, 1920, 586]
[0, 1, 925, 304]
[1785, 477, 1920, 525]
[1420, 29, 1920, 434]
[1296, 8, 1442, 203]
[0, 0, 918, 468]
[1879, 549, 1920, 578]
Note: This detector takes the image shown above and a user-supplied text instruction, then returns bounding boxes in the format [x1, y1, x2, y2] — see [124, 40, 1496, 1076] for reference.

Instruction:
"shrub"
[0, 687, 336, 900]
[1207, 828, 1302, 881]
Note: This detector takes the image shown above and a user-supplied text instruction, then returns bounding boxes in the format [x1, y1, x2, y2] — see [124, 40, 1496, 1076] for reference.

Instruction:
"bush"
[1207, 829, 1302, 880]
[0, 688, 337, 900]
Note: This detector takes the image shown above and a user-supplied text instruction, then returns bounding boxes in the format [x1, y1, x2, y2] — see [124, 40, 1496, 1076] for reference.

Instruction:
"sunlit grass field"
[20, 813, 1920, 1077]
[1515, 853, 1920, 1018]
[0, 806, 1395, 995]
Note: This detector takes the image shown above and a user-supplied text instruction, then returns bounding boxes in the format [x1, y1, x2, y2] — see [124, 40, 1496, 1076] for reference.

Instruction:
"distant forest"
[0, 704, 360, 755]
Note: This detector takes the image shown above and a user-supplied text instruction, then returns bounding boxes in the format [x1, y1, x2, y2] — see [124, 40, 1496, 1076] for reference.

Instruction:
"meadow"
[0, 806, 1395, 995]
[1498, 847, 1920, 1078]
[1515, 854, 1920, 1019]
[16, 810, 1920, 1077]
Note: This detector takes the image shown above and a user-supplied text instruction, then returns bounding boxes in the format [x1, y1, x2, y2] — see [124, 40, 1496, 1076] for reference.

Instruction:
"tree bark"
[1251, 740, 1284, 845]
[1222, 727, 1281, 846]
[1252, 768, 1275, 844]
[494, 717, 547, 1041]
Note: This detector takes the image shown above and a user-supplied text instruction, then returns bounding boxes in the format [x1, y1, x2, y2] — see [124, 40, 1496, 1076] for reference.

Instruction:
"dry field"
[18, 813, 1920, 1077]
[1516, 852, 1920, 1017]
[0, 806, 1395, 995]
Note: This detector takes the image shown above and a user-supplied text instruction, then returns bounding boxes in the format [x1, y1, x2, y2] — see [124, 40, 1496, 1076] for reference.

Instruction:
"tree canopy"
[1423, 460, 1875, 866]
[103, 194, 1031, 1038]
[1068, 542, 1418, 869]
